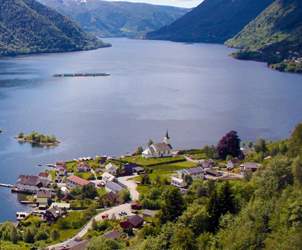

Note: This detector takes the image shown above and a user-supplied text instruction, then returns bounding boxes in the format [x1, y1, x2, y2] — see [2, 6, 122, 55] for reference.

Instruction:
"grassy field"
[122, 156, 186, 167]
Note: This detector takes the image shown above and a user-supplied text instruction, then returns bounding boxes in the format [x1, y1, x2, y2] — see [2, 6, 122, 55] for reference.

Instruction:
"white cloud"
[106, 0, 203, 8]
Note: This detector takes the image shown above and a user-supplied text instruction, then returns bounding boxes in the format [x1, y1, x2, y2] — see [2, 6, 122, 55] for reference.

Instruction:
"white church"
[142, 131, 173, 158]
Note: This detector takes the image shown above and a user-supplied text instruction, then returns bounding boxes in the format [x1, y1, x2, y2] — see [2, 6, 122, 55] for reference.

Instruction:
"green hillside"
[146, 0, 273, 43]
[227, 0, 302, 73]
[38, 0, 189, 38]
[0, 0, 109, 56]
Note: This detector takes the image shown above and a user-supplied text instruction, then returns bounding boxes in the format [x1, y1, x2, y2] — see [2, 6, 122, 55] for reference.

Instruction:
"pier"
[0, 183, 14, 188]
[53, 73, 110, 78]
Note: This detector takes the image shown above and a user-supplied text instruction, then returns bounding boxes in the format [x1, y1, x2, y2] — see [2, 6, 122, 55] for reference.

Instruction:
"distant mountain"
[0, 0, 109, 56]
[146, 0, 273, 43]
[38, 0, 189, 38]
[226, 0, 302, 73]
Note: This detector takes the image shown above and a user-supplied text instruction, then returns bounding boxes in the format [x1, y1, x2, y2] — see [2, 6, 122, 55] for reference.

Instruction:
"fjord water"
[0, 38, 301, 221]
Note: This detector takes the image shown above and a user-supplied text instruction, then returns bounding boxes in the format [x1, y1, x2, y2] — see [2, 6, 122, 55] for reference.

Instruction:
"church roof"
[152, 143, 172, 152]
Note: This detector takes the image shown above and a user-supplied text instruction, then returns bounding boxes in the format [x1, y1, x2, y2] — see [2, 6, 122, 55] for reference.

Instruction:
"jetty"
[53, 73, 110, 78]
[0, 183, 14, 188]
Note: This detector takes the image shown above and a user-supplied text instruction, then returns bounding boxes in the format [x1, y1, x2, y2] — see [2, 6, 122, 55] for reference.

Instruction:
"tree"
[141, 174, 151, 185]
[23, 228, 35, 243]
[87, 237, 120, 250]
[170, 226, 197, 250]
[293, 157, 302, 186]
[50, 230, 60, 241]
[82, 184, 97, 199]
[254, 138, 268, 154]
[119, 189, 131, 203]
[184, 175, 193, 186]
[148, 139, 154, 146]
[217, 131, 242, 160]
[207, 182, 236, 232]
[10, 226, 18, 244]
[160, 187, 185, 223]
[134, 146, 144, 155]
[288, 123, 302, 156]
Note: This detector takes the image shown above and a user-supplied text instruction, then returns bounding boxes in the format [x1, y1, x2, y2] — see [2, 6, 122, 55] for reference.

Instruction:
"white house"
[171, 176, 186, 188]
[142, 131, 173, 158]
[102, 172, 115, 183]
[105, 163, 118, 176]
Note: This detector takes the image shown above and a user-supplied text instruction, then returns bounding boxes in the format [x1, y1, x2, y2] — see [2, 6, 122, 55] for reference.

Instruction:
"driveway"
[118, 175, 139, 201]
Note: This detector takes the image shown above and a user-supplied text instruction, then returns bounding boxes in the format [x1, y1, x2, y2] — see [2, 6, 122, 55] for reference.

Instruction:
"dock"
[0, 183, 14, 188]
[53, 73, 110, 78]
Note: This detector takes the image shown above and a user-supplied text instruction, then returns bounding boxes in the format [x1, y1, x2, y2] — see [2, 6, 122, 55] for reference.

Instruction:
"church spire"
[165, 130, 170, 140]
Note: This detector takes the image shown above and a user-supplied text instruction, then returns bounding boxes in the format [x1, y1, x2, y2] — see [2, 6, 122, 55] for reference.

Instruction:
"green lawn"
[122, 156, 185, 167]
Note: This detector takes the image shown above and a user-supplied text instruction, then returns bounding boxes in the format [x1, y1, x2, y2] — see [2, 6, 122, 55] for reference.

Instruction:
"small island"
[16, 131, 60, 147]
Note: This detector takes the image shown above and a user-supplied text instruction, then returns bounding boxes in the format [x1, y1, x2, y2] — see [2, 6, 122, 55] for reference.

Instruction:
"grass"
[0, 241, 29, 250]
[122, 156, 185, 167]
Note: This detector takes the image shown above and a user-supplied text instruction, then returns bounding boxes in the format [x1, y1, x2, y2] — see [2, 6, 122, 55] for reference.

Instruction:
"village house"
[105, 181, 125, 194]
[36, 190, 52, 209]
[142, 131, 173, 158]
[43, 207, 66, 223]
[102, 172, 115, 183]
[103, 230, 121, 240]
[38, 172, 52, 181]
[199, 159, 215, 169]
[77, 162, 91, 172]
[120, 215, 144, 230]
[105, 163, 119, 176]
[15, 175, 51, 194]
[171, 176, 187, 188]
[240, 162, 260, 174]
[66, 175, 92, 189]
[178, 167, 204, 179]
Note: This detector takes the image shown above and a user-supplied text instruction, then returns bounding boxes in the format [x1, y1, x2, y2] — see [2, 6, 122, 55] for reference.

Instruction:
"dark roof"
[182, 167, 204, 175]
[17, 175, 41, 186]
[241, 162, 259, 169]
[205, 169, 222, 177]
[105, 181, 124, 193]
[37, 190, 52, 199]
[103, 230, 121, 240]
[152, 143, 172, 152]
[127, 215, 144, 228]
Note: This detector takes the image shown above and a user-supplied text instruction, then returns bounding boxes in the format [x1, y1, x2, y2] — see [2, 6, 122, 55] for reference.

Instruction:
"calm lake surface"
[0, 38, 301, 222]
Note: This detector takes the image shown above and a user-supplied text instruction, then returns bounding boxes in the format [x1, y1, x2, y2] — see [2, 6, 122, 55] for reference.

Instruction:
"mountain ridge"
[0, 0, 109, 57]
[226, 0, 302, 73]
[38, 0, 189, 38]
[146, 0, 273, 43]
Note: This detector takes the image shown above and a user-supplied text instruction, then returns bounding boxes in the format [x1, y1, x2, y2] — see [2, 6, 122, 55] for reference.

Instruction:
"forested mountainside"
[38, 0, 189, 38]
[146, 0, 273, 43]
[0, 0, 109, 56]
[227, 0, 302, 73]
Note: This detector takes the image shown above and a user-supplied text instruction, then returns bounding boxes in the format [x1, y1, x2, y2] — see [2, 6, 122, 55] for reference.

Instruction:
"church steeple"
[163, 130, 170, 144]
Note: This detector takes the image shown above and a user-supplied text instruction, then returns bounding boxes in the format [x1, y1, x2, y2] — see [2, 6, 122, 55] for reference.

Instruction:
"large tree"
[217, 131, 242, 160]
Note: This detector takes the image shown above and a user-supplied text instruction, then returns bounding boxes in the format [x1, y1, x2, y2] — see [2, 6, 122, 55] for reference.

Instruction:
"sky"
[106, 0, 203, 8]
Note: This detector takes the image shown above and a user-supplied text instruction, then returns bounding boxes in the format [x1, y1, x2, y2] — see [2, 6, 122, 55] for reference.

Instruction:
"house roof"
[105, 163, 118, 171]
[38, 172, 49, 178]
[17, 175, 41, 186]
[241, 162, 260, 169]
[37, 190, 52, 199]
[151, 143, 172, 152]
[103, 230, 121, 240]
[127, 215, 144, 228]
[105, 181, 124, 193]
[181, 167, 204, 175]
[67, 175, 90, 186]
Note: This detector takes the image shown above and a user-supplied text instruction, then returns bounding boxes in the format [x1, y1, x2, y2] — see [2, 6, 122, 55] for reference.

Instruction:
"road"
[118, 175, 139, 201]
[47, 176, 138, 250]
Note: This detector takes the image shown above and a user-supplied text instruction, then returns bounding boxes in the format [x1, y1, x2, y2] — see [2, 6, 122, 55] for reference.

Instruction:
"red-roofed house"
[67, 175, 92, 189]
